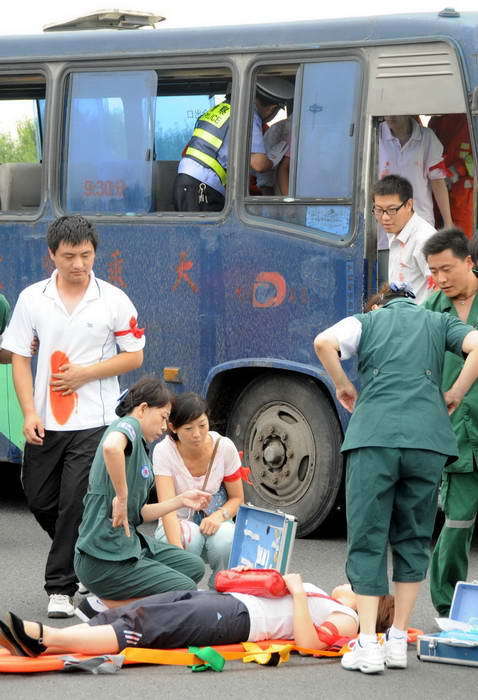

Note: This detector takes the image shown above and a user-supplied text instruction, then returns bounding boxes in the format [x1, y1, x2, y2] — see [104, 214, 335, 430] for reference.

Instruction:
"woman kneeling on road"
[74, 377, 210, 619]
[0, 574, 394, 657]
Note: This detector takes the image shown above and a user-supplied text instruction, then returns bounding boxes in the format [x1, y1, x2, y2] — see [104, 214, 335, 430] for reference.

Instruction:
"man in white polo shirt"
[372, 175, 436, 304]
[2, 215, 144, 618]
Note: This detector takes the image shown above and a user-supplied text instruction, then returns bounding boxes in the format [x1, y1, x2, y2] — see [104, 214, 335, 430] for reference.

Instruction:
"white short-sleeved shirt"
[316, 317, 363, 361]
[388, 212, 436, 304]
[152, 431, 241, 519]
[229, 583, 358, 642]
[378, 120, 446, 249]
[2, 270, 145, 431]
[179, 110, 266, 195]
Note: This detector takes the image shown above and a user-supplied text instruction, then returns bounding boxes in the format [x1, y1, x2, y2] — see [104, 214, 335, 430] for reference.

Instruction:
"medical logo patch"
[141, 465, 151, 479]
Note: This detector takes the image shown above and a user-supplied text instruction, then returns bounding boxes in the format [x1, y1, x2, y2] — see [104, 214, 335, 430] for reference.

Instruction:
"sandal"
[7, 612, 46, 657]
[0, 618, 25, 656]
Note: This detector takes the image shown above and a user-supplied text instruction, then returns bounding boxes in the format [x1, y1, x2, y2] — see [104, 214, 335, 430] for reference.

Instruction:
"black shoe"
[0, 618, 26, 656]
[6, 612, 46, 657]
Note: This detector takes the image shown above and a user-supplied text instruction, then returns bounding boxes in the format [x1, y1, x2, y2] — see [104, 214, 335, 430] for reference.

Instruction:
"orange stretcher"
[0, 629, 422, 673]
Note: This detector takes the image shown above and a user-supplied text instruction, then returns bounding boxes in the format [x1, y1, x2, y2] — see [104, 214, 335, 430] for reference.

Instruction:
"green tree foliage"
[0, 118, 38, 162]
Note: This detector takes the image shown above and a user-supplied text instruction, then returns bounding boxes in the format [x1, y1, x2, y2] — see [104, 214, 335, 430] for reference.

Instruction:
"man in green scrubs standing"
[424, 228, 478, 616]
[314, 281, 478, 674]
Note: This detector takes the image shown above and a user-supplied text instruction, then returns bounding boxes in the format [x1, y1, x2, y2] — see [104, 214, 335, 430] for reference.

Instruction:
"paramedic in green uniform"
[314, 281, 478, 675]
[423, 228, 478, 616]
[74, 376, 210, 612]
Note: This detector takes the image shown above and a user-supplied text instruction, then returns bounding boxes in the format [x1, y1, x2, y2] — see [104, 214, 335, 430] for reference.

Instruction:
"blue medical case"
[417, 581, 478, 667]
[228, 504, 297, 574]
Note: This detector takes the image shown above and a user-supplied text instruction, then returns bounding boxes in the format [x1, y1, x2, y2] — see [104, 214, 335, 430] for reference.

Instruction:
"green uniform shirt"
[424, 290, 478, 473]
[0, 293, 11, 335]
[76, 416, 162, 561]
[341, 298, 471, 457]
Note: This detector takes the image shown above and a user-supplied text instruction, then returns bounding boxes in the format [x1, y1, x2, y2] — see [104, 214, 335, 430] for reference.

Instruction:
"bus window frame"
[240, 50, 365, 247]
[0, 65, 49, 221]
[56, 57, 237, 222]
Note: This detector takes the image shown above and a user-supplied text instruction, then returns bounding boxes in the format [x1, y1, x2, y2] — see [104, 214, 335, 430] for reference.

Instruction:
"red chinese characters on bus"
[107, 249, 127, 288]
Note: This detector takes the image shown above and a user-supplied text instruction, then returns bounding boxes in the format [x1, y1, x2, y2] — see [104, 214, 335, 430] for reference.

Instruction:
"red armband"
[114, 316, 145, 339]
[315, 621, 341, 647]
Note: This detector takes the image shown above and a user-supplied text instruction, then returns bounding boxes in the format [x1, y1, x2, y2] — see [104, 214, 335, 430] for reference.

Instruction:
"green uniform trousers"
[346, 447, 447, 596]
[430, 469, 478, 615]
[74, 541, 205, 600]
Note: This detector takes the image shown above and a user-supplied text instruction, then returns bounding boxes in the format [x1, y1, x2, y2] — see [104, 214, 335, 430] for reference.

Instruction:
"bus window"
[246, 60, 361, 240]
[63, 70, 158, 214]
[62, 68, 231, 214]
[0, 75, 44, 214]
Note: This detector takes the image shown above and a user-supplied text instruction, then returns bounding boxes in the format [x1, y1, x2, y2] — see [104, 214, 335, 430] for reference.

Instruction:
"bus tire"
[227, 372, 343, 536]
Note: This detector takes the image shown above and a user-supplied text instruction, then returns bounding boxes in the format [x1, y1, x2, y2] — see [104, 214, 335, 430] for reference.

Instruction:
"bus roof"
[0, 11, 477, 62]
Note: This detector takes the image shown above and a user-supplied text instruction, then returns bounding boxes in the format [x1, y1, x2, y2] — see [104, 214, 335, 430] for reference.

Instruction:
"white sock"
[388, 625, 406, 640]
[359, 632, 378, 646]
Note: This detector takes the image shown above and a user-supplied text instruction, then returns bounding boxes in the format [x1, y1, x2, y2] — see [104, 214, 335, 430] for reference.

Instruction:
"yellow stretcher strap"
[120, 641, 346, 667]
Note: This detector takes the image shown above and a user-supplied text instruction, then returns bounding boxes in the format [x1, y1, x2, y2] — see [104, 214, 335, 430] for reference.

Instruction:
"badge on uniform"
[141, 465, 150, 478]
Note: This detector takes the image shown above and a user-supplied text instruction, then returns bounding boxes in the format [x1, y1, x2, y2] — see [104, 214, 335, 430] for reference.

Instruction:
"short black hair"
[469, 234, 478, 265]
[168, 392, 208, 441]
[47, 215, 99, 253]
[373, 175, 413, 203]
[423, 227, 470, 261]
[116, 376, 171, 417]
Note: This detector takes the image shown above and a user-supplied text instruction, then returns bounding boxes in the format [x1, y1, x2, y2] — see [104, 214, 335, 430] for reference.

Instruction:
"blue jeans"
[155, 519, 235, 588]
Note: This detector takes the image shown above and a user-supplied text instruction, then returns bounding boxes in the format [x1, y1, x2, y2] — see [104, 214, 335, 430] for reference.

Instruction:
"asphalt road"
[0, 467, 476, 699]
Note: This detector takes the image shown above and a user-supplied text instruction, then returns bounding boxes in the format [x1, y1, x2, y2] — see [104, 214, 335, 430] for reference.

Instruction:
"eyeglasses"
[372, 201, 407, 218]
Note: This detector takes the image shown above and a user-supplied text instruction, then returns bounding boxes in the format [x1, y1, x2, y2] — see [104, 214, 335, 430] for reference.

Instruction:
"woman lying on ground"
[0, 574, 394, 658]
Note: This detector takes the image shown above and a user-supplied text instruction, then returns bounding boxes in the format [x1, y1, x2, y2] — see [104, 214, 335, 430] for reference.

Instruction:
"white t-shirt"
[2, 270, 145, 431]
[317, 317, 363, 361]
[388, 212, 436, 304]
[152, 431, 242, 519]
[378, 120, 446, 249]
[229, 583, 358, 642]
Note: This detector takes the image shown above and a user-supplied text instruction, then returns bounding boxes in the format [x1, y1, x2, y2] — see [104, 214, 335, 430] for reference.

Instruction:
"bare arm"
[431, 179, 453, 228]
[141, 490, 211, 523]
[445, 331, 478, 413]
[11, 353, 44, 444]
[283, 574, 358, 650]
[277, 155, 290, 195]
[250, 153, 273, 173]
[198, 477, 244, 536]
[313, 335, 358, 412]
[155, 475, 183, 548]
[103, 431, 130, 537]
[51, 349, 144, 395]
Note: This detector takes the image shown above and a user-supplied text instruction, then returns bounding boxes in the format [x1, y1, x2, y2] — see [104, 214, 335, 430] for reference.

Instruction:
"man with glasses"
[373, 175, 436, 303]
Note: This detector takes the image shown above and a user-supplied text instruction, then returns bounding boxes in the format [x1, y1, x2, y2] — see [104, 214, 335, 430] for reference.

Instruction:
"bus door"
[364, 41, 470, 295]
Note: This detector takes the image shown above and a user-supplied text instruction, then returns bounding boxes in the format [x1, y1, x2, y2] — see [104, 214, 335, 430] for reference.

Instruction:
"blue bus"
[0, 9, 476, 533]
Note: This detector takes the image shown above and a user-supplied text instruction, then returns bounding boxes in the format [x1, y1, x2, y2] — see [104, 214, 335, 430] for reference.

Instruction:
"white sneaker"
[47, 594, 75, 618]
[384, 634, 408, 669]
[77, 582, 89, 595]
[341, 640, 385, 674]
[74, 595, 108, 622]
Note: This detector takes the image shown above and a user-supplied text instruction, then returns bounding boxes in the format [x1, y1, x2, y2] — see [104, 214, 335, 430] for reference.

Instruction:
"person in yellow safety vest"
[173, 76, 294, 212]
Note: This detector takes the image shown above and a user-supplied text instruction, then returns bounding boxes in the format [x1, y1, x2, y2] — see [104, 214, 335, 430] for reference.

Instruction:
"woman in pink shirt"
[153, 393, 244, 587]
